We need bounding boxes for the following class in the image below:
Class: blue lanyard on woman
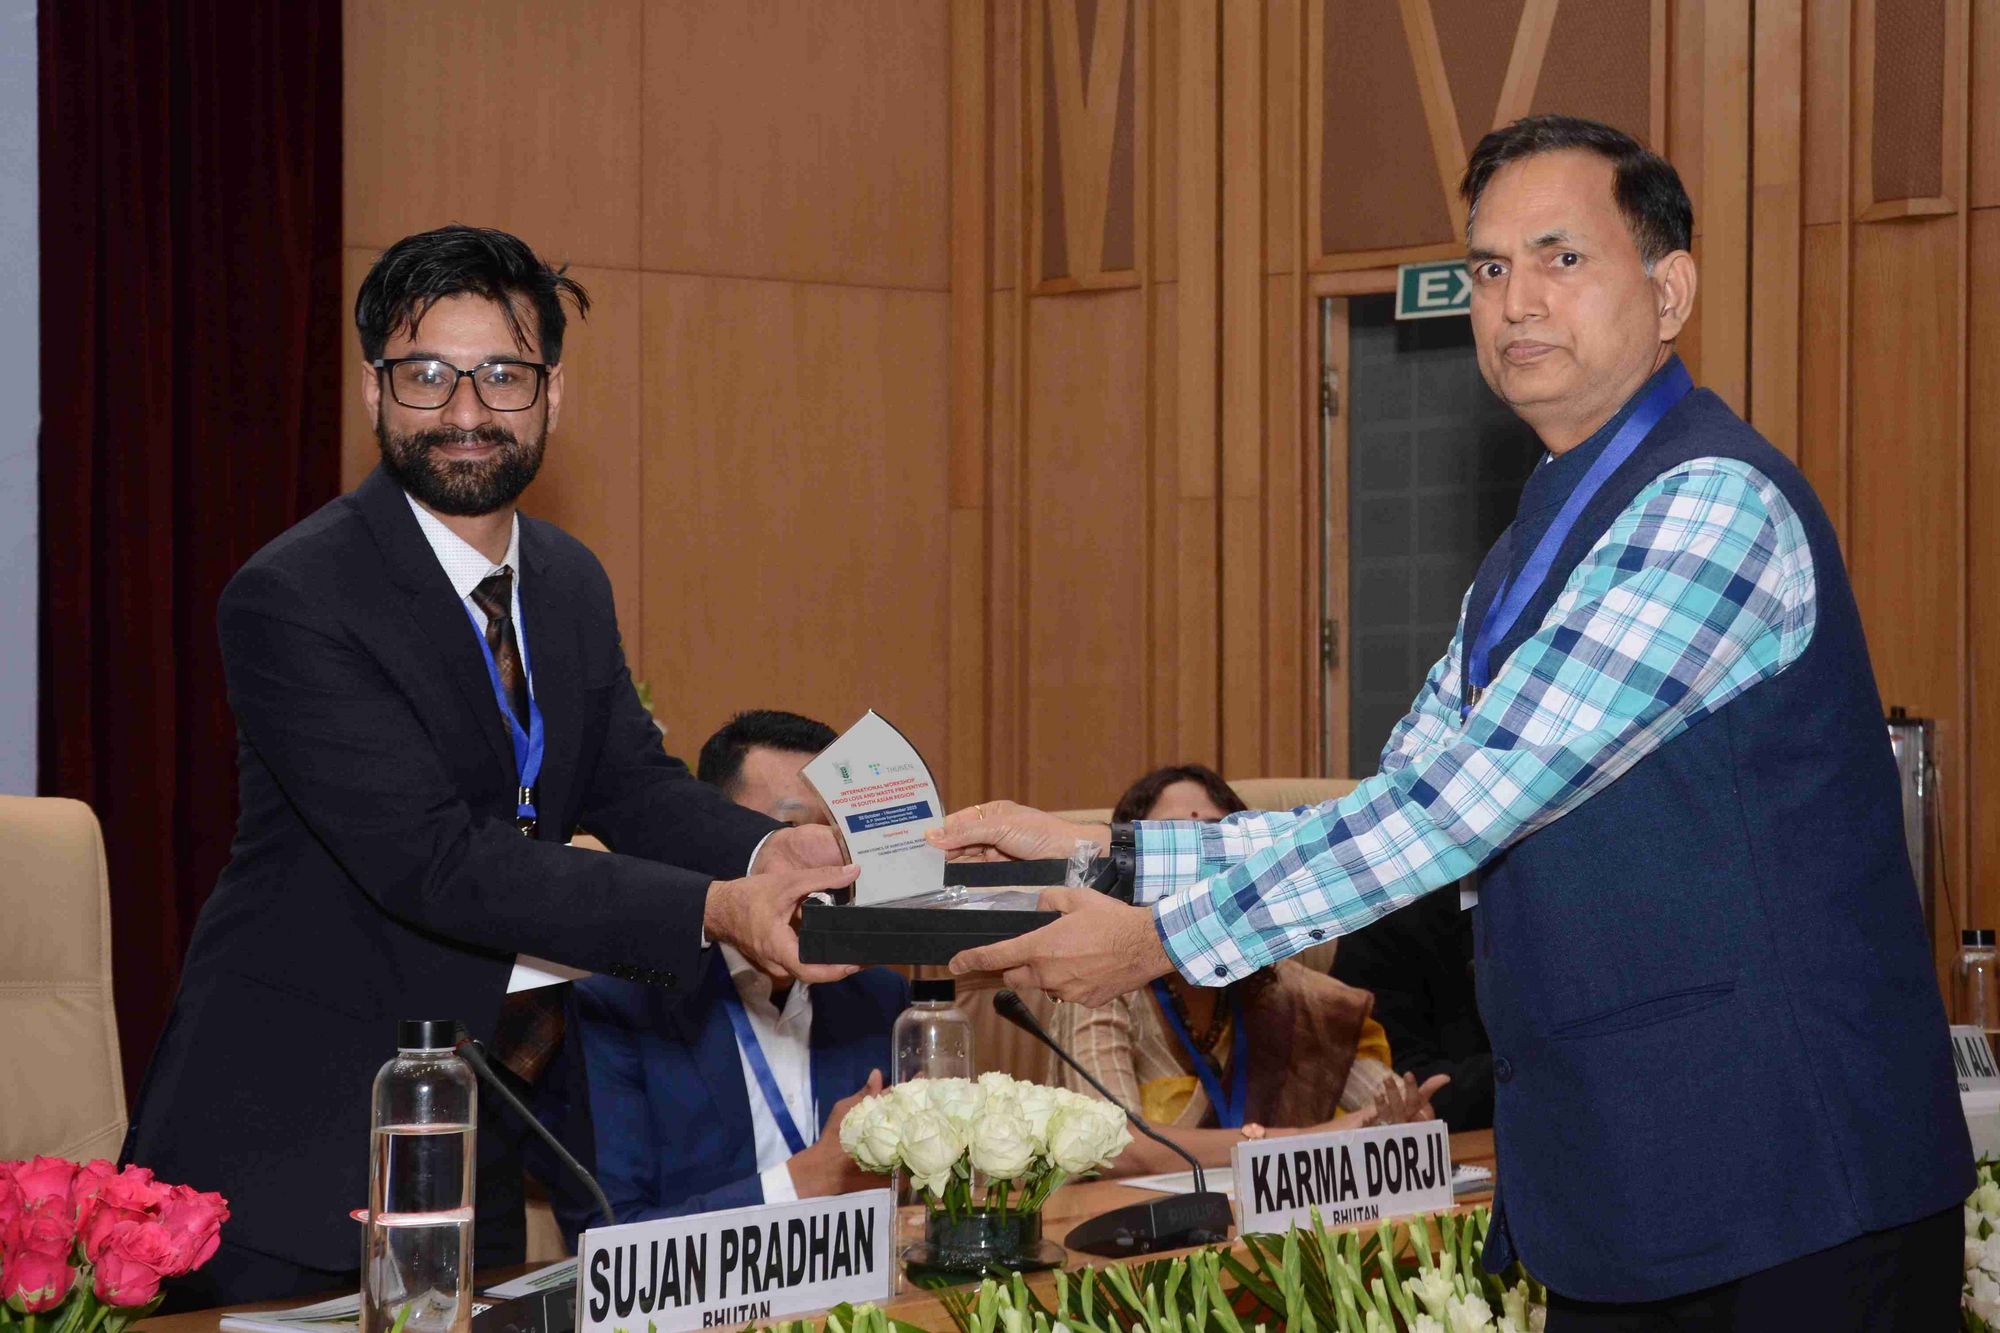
[1152,980,1249,1129]
[1462,359,1695,721]
[462,598,545,827]
[720,989,811,1154]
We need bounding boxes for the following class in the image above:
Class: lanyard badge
[1461,361,1695,724]
[463,600,546,832]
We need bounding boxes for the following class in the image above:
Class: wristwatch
[1084,821,1139,902]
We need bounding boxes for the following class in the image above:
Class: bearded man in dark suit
[125,225,858,1308]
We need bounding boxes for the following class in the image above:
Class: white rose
[840,1095,903,1173]
[968,1105,1038,1180]
[1013,1084,1061,1147]
[927,1078,986,1132]
[977,1071,1020,1096]
[1043,1100,1128,1174]
[897,1108,966,1198]
[1976,1181,2000,1215]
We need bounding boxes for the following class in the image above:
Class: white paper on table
[1123,1162,1492,1199]
[507,955,592,992]
[217,1262,577,1333]
[802,710,948,905]
[483,1258,579,1297]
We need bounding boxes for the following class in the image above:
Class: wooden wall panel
[1020,291,1150,809]
[1796,224,1849,544]
[639,0,950,291]
[344,0,642,267]
[637,274,950,768]
[1974,0,1999,208]
[1802,0,1850,226]
[1220,0,1266,777]
[1845,217,1967,945]
[1751,0,1803,456]
[1970,207,2000,936]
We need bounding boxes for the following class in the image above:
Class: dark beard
[377,421,546,517]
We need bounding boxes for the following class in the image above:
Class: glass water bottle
[362,1019,477,1333]
[1959,930,2000,1038]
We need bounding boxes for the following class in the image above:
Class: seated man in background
[1051,765,1446,1176]
[1330,886,1494,1133]
[698,708,837,824]
[567,707,902,1242]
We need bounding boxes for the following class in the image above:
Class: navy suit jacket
[125,466,780,1279]
[565,954,907,1246]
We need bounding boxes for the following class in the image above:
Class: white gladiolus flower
[1445,1291,1495,1333]
[968,1106,1038,1180]
[1407,1270,1457,1321]
[898,1107,965,1198]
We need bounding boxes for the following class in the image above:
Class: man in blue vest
[936,116,1970,1328]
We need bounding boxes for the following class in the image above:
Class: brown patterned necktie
[469,568,530,729]
[472,566,565,1083]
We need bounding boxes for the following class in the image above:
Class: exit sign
[1395,261,1472,319]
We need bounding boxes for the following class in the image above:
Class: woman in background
[1052,765,1446,1175]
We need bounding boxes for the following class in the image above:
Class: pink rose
[154,1185,230,1275]
[79,1171,168,1262]
[0,1171,24,1248]
[11,1158,79,1218]
[1,1245,77,1314]
[90,1221,178,1309]
[12,1210,76,1258]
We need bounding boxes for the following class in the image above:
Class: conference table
[143,1130,1497,1333]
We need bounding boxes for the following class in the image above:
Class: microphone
[992,989,1233,1257]
[454,1033,618,1232]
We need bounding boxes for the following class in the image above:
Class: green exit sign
[1395,260,1472,319]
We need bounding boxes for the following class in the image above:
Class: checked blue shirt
[1134,456,1818,984]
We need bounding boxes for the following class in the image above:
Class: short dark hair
[697,710,839,795]
[1460,115,1693,268]
[1112,764,1248,825]
[354,224,590,363]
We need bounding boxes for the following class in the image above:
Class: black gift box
[797,900,1060,965]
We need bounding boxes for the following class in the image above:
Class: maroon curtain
[39,2,344,1096]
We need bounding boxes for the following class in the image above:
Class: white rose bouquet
[1966,1160,2000,1328]
[839,1072,1131,1218]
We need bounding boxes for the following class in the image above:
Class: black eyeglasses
[372,357,550,411]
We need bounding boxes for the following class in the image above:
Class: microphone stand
[992,990,1234,1256]
[455,1033,618,1231]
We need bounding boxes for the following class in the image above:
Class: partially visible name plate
[1951,1025,2000,1091]
[577,1190,893,1333]
[1232,1120,1454,1235]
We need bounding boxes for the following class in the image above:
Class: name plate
[1232,1120,1454,1235]
[1951,1025,2000,1091]
[578,1190,893,1333]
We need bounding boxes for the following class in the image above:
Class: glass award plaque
[795,711,1059,964]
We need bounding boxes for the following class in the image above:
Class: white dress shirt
[719,944,817,1204]
[405,494,528,647]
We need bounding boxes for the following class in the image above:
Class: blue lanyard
[1151,980,1249,1129]
[461,595,544,824]
[1462,360,1695,721]
[720,989,811,1155]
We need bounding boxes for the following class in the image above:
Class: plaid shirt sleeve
[1133,457,1818,985]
